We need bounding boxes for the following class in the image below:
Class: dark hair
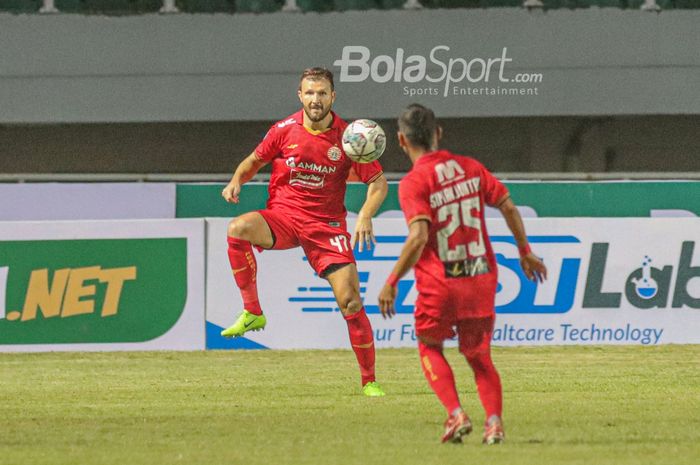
[398,104,437,151]
[299,67,334,91]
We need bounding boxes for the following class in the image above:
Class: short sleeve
[254,125,283,162]
[352,159,383,184]
[479,163,509,207]
[398,175,432,225]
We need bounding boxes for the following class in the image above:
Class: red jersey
[255,110,383,222]
[398,150,509,317]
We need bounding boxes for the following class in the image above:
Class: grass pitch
[1,346,699,465]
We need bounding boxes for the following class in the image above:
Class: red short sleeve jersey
[255,111,383,222]
[398,150,509,317]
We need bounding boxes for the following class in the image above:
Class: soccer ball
[341,119,386,163]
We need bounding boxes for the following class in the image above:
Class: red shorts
[415,301,495,355]
[258,209,354,276]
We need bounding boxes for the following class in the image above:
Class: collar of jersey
[303,125,332,135]
[415,149,449,166]
[295,110,339,135]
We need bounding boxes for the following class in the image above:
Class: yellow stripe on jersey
[303,125,333,135]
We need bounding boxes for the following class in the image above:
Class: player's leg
[457,316,504,444]
[222,210,286,338]
[415,310,473,443]
[301,221,383,396]
[324,263,384,396]
[227,212,272,314]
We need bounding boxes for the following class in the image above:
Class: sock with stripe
[226,236,262,316]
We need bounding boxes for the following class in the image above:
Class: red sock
[464,351,502,418]
[226,236,262,315]
[418,342,461,414]
[344,309,376,386]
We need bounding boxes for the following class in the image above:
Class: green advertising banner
[176,182,700,218]
[0,238,187,344]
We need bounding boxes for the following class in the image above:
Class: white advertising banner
[206,218,700,349]
[0,219,205,352]
[0,183,176,221]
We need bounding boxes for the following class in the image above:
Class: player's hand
[378,283,397,319]
[520,253,547,283]
[221,181,241,204]
[351,215,377,253]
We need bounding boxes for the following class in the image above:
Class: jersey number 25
[437,197,486,262]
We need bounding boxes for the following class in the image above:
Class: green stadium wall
[175,181,700,218]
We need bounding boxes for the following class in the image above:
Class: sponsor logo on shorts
[443,257,490,278]
[327,146,342,162]
[289,169,325,189]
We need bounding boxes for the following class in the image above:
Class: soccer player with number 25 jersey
[220,68,388,397]
[379,104,548,442]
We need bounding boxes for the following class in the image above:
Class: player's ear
[297,88,303,104]
[397,132,408,151]
[436,126,443,142]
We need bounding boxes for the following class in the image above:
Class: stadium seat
[333,0,382,10]
[379,0,409,7]
[419,0,480,7]
[178,0,236,12]
[588,0,625,7]
[479,0,519,6]
[296,0,337,11]
[0,0,40,13]
[80,0,162,14]
[55,0,82,12]
[545,0,627,7]
[234,0,283,12]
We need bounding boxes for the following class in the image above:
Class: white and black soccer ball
[341,119,386,163]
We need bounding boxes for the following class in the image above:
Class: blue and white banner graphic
[205,218,700,349]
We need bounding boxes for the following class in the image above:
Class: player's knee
[418,335,442,348]
[227,218,250,239]
[461,347,491,366]
[459,341,480,358]
[342,297,363,316]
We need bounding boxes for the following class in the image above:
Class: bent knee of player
[418,335,442,348]
[340,296,363,316]
[227,218,252,240]
[459,343,491,363]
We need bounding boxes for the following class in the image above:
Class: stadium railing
[2,0,698,14]
[1,172,700,183]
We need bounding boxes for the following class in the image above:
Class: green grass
[1,346,699,465]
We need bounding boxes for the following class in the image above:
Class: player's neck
[409,146,436,164]
[303,112,333,132]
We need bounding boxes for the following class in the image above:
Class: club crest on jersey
[327,146,342,162]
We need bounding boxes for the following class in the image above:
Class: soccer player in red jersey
[378,104,547,441]
[220,67,388,397]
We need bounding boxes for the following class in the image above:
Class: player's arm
[497,196,548,282]
[221,152,268,204]
[351,173,388,252]
[378,219,429,319]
